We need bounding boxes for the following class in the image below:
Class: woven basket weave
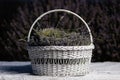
[27,9,94,76]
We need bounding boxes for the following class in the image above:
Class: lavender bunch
[28,28,90,46]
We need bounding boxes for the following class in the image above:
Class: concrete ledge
[0,62,120,80]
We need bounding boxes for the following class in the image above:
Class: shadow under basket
[27,9,94,76]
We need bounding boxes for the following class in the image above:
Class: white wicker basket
[27,9,94,76]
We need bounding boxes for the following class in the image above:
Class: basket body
[28,45,94,76]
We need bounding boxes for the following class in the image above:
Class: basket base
[31,64,90,76]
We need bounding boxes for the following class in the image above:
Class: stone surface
[0,62,120,80]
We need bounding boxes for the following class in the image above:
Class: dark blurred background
[0,0,119,61]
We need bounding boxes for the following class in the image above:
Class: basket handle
[27,9,93,45]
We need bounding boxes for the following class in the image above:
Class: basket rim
[27,44,94,50]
